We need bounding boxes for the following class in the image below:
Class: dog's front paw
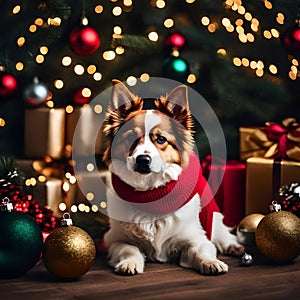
[114,260,144,275]
[199,259,228,275]
[225,244,245,256]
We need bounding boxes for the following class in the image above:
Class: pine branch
[0,156,24,187]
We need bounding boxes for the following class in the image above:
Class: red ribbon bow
[263,118,300,159]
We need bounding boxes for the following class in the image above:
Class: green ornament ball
[0,210,43,278]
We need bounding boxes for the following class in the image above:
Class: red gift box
[201,155,246,227]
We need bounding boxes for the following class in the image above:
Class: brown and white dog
[102,80,244,275]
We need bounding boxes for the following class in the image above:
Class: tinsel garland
[0,157,60,232]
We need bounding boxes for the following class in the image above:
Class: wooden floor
[1,252,299,300]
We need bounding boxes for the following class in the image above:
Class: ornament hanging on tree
[281,23,300,55]
[255,201,300,263]
[278,182,300,217]
[0,197,43,278]
[163,56,190,82]
[164,32,186,51]
[0,67,17,99]
[43,213,96,279]
[24,77,49,106]
[69,15,100,56]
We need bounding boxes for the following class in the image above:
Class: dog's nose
[135,155,152,174]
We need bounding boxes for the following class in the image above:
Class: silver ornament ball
[25,78,49,106]
[241,253,254,266]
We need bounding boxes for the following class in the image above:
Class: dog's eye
[156,135,167,145]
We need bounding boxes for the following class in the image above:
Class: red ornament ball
[73,87,91,105]
[280,24,300,54]
[164,32,186,50]
[0,72,17,98]
[69,25,100,56]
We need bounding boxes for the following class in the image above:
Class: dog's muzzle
[134,154,152,174]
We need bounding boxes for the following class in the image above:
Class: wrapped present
[24,108,66,159]
[66,105,105,157]
[26,178,64,218]
[239,117,300,162]
[245,157,300,215]
[202,155,246,227]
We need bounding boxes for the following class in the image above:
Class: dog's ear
[110,79,137,110]
[165,85,189,112]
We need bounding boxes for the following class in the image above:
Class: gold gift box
[66,105,105,157]
[239,127,272,162]
[245,157,300,215]
[24,108,65,159]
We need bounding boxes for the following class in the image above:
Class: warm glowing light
[250,61,257,69]
[91,205,99,212]
[256,69,264,77]
[217,48,227,56]
[95,5,104,13]
[103,50,116,61]
[69,176,76,184]
[36,55,44,64]
[86,192,94,201]
[271,28,279,38]
[247,33,255,42]
[87,65,96,74]
[164,18,174,28]
[82,87,91,97]
[276,13,285,25]
[0,118,5,127]
[100,201,107,209]
[187,74,196,83]
[226,25,235,32]
[87,163,95,172]
[12,5,21,14]
[222,18,231,27]
[235,19,243,26]
[241,58,249,67]
[186,0,196,3]
[71,205,78,213]
[244,12,252,21]
[265,1,272,9]
[127,76,137,86]
[16,62,24,71]
[93,72,102,81]
[35,18,43,26]
[156,0,166,9]
[113,26,122,34]
[54,79,64,89]
[66,105,74,114]
[140,73,150,82]
[236,26,244,34]
[48,17,61,26]
[78,203,86,212]
[148,31,159,42]
[74,64,85,75]
[238,33,247,43]
[291,65,297,74]
[257,61,264,70]
[62,56,72,66]
[59,202,67,211]
[115,46,125,54]
[289,71,297,80]
[112,6,122,16]
[233,57,242,66]
[94,104,103,114]
[263,30,272,39]
[237,6,246,15]
[17,36,25,47]
[63,182,70,192]
[208,23,217,33]
[38,175,46,182]
[46,100,54,108]
[201,16,210,26]
[29,24,37,33]
[40,46,48,55]
[292,59,299,66]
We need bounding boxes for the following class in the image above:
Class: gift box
[24,108,66,159]
[245,157,300,215]
[202,156,246,227]
[66,105,105,157]
[239,117,300,162]
[26,178,64,217]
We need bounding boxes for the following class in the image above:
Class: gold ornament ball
[237,213,265,246]
[43,226,96,279]
[255,211,300,262]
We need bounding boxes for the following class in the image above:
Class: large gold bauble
[43,226,96,279]
[255,211,300,262]
[237,213,265,246]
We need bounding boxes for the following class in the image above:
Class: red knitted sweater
[111,153,220,239]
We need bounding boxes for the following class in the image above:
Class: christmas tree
[0,0,299,159]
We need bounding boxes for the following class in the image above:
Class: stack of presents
[202,117,300,228]
[18,105,300,233]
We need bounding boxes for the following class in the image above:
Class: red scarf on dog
[111,153,220,239]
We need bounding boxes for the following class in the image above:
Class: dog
[102,79,244,275]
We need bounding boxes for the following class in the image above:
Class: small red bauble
[0,72,17,98]
[280,24,300,54]
[73,87,91,105]
[164,32,186,50]
[69,26,100,56]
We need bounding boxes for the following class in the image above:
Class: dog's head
[102,80,195,190]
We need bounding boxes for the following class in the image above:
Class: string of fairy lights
[2,0,299,215]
